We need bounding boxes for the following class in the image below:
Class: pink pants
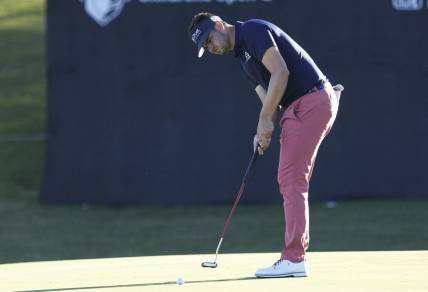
[278,83,338,262]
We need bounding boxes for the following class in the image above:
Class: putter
[201,145,259,268]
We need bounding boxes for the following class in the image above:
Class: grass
[1,198,427,264]
[0,0,46,134]
[0,0,427,266]
[0,0,46,203]
[0,141,45,200]
[3,252,428,291]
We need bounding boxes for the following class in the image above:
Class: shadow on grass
[16,277,265,292]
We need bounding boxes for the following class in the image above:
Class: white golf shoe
[255,259,308,278]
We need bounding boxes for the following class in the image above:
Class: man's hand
[255,118,274,155]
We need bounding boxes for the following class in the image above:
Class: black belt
[306,79,329,95]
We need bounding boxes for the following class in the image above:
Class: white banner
[80,0,273,27]
[392,0,423,10]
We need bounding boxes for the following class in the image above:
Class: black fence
[41,0,428,204]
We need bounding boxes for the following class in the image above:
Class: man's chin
[215,49,228,55]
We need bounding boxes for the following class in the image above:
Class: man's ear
[214,20,225,31]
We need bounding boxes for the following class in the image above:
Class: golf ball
[176,277,184,285]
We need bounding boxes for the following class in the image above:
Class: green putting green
[2,251,427,292]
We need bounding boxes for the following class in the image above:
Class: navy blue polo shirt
[234,20,326,109]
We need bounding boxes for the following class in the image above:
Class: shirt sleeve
[242,22,278,62]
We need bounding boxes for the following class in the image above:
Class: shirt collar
[234,21,244,57]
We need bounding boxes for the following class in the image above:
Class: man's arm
[255,46,289,154]
[259,47,289,121]
[255,85,266,102]
[255,85,281,125]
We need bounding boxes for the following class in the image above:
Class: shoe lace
[273,259,284,267]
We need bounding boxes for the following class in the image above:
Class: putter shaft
[202,148,259,268]
[213,237,223,263]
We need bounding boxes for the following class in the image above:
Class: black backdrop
[41,0,428,204]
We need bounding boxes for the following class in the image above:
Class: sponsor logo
[244,51,252,63]
[192,29,202,44]
[80,0,127,27]
[391,0,423,10]
[80,0,273,27]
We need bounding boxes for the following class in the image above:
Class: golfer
[188,13,342,277]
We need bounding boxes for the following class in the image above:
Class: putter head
[201,261,218,268]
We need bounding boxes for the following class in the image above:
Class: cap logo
[192,28,202,44]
